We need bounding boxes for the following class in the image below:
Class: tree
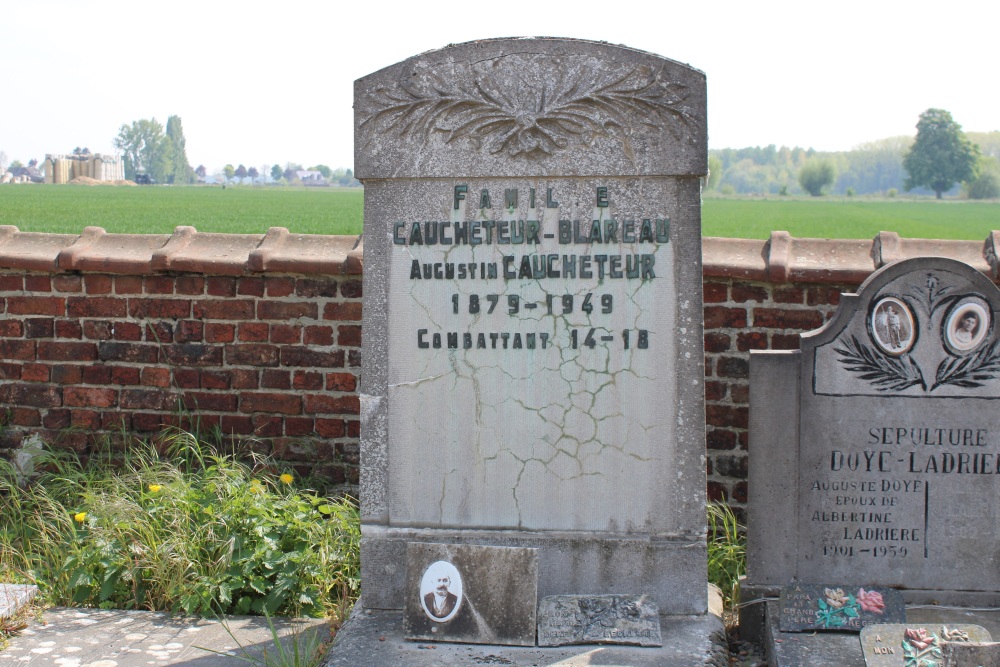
[270,164,283,182]
[195,165,207,181]
[309,164,333,179]
[798,158,836,196]
[114,118,167,181]
[164,116,194,184]
[903,108,979,199]
[223,164,235,182]
[967,158,1000,200]
[0,150,7,173]
[248,166,259,183]
[235,164,248,183]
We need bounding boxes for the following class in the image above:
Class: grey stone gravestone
[941,641,1000,667]
[329,37,726,664]
[744,257,1000,665]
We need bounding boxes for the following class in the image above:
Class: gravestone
[329,37,726,664]
[744,257,1000,665]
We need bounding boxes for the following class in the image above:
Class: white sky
[2,0,996,173]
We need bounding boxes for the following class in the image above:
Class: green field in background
[1,185,997,240]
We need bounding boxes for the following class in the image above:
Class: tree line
[114,116,194,184]
[708,110,999,199]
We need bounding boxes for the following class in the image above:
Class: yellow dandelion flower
[279,473,294,485]
[74,512,87,523]
[250,480,264,494]
[148,484,162,493]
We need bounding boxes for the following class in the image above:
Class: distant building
[294,170,328,186]
[44,152,124,184]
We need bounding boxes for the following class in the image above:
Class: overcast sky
[2,0,996,173]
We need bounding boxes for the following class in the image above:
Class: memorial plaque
[748,258,1000,605]
[403,542,537,646]
[778,584,905,632]
[537,594,662,647]
[861,624,991,667]
[356,38,708,615]
[941,641,1000,667]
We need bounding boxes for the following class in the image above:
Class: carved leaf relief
[360,55,701,159]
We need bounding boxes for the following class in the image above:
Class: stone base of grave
[323,599,730,667]
[0,583,37,619]
[753,600,1000,667]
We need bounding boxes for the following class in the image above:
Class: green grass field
[1,185,997,240]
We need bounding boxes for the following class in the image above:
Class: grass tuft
[707,501,746,616]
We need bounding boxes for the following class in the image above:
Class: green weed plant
[0,430,359,618]
[707,501,746,613]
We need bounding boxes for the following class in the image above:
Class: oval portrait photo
[870,297,916,355]
[944,299,991,353]
[419,560,463,623]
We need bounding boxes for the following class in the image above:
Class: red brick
[55,319,82,338]
[772,334,801,350]
[84,320,114,340]
[281,347,344,367]
[346,420,360,438]
[706,404,749,429]
[102,412,131,430]
[71,410,102,430]
[338,325,362,347]
[85,274,113,294]
[230,369,258,389]
[731,384,749,403]
[731,283,768,303]
[705,355,713,377]
[0,321,23,337]
[305,394,359,415]
[200,370,230,389]
[772,286,804,304]
[114,322,143,341]
[51,365,83,384]
[0,383,61,407]
[194,299,254,320]
[207,277,237,297]
[736,332,768,352]
[707,481,729,503]
[258,301,317,320]
[163,344,223,367]
[174,320,204,343]
[205,323,235,343]
[83,365,112,384]
[270,324,301,344]
[703,282,728,303]
[238,322,269,342]
[732,481,749,503]
[0,363,19,379]
[112,367,142,385]
[183,391,238,412]
[323,302,363,321]
[7,296,64,316]
[241,392,301,415]
[145,276,174,294]
[24,318,53,339]
[753,308,825,330]
[285,417,314,436]
[717,356,749,379]
[252,415,283,437]
[173,369,201,389]
[25,275,51,292]
[115,276,142,294]
[0,274,23,291]
[43,409,71,429]
[704,332,731,353]
[67,296,128,318]
[99,342,159,363]
[315,418,345,438]
[221,415,255,435]
[808,286,843,306]
[340,280,363,298]
[261,369,291,389]
[303,326,334,346]
[292,371,323,391]
[129,299,190,319]
[53,274,82,293]
[9,407,40,426]
[265,277,295,297]
[237,277,265,297]
[703,306,746,329]
[145,322,173,343]
[175,276,205,295]
[120,388,177,410]
[141,367,171,387]
[226,344,279,367]
[133,413,171,432]
[21,364,49,382]
[705,381,726,401]
[38,341,97,361]
[295,279,338,298]
[64,387,118,408]
[326,372,357,391]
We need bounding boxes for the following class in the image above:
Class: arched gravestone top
[354,37,707,179]
[748,257,1000,604]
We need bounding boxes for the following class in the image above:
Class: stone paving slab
[0,607,328,667]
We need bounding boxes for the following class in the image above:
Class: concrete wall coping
[0,226,364,276]
[0,226,994,282]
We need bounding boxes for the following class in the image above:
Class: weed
[707,501,746,615]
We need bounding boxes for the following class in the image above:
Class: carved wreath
[360,55,701,160]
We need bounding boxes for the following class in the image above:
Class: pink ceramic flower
[905,628,935,651]
[857,588,885,614]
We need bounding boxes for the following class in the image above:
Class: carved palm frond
[834,336,926,391]
[931,340,1000,390]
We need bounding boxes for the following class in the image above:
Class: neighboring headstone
[355,37,708,619]
[537,594,661,647]
[778,584,905,632]
[747,258,1000,606]
[860,624,991,667]
[941,641,1000,667]
[403,542,537,646]
[0,583,36,620]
